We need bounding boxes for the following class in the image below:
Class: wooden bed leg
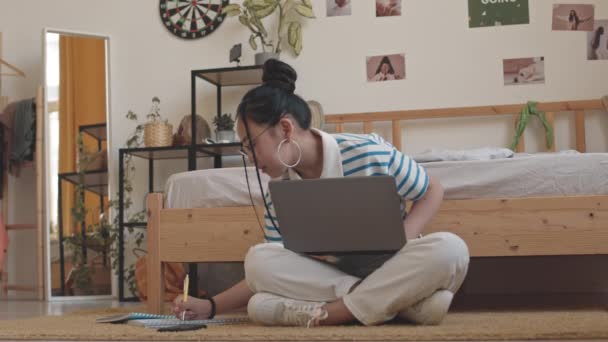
[147,193,165,314]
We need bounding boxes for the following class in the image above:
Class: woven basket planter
[144,122,173,147]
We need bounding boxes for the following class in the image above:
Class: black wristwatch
[207,297,216,319]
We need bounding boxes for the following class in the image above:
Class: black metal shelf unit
[117,65,264,301]
[57,123,107,296]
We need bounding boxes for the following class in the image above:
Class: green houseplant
[65,133,113,296]
[213,113,236,142]
[222,0,315,64]
[68,97,164,298]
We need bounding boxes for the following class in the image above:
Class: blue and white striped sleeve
[262,192,283,243]
[387,147,429,201]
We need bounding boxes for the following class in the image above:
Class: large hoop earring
[277,139,302,168]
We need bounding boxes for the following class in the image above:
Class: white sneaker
[247,292,328,327]
[398,290,453,325]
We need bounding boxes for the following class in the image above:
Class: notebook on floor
[95,312,173,323]
[96,312,249,327]
[127,317,250,328]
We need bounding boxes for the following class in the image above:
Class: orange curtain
[59,36,108,237]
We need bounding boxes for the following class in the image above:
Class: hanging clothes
[9,98,36,175]
[0,212,8,273]
[0,98,36,177]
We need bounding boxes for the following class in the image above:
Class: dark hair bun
[262,59,297,93]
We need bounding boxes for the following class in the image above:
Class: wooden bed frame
[146,99,608,314]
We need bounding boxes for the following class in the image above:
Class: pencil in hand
[181,274,189,321]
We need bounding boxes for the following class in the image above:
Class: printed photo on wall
[468,0,529,28]
[503,57,545,86]
[376,0,401,17]
[327,0,351,17]
[552,4,594,31]
[367,54,405,82]
[588,20,608,60]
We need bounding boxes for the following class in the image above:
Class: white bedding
[423,153,608,199]
[164,153,608,208]
[165,167,270,209]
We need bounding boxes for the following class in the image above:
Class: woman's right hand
[172,295,212,320]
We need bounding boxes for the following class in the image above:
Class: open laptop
[268,175,406,254]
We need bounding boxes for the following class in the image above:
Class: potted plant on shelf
[222,0,315,65]
[143,97,173,147]
[213,113,236,142]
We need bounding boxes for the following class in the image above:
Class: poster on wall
[552,4,594,31]
[366,54,405,82]
[376,0,401,17]
[468,0,529,28]
[503,57,545,86]
[588,20,608,60]
[327,0,352,17]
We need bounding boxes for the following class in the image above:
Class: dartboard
[159,0,229,39]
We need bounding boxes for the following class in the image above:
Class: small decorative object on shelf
[230,43,242,66]
[213,113,235,142]
[174,114,212,145]
[222,0,315,64]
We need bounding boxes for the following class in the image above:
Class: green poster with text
[469,0,530,28]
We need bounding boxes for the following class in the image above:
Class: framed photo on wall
[376,0,401,17]
[503,57,545,86]
[327,0,352,17]
[366,54,405,82]
[588,20,608,60]
[552,4,595,31]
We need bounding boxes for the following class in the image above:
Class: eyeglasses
[239,124,274,156]
[239,113,287,156]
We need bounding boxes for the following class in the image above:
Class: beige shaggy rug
[0,307,607,341]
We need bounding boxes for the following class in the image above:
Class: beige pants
[244,232,470,325]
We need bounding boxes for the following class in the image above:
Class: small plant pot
[216,130,235,143]
[255,52,279,65]
[144,122,173,147]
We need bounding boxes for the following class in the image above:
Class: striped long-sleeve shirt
[262,129,429,243]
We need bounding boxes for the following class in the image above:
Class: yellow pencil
[181,274,189,320]
[183,274,189,303]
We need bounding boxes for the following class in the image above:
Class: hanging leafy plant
[510,101,553,151]
[106,109,149,296]
[65,133,110,294]
[68,107,150,297]
[222,0,315,56]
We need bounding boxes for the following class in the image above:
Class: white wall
[1,0,607,299]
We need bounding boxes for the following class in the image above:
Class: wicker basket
[144,122,173,147]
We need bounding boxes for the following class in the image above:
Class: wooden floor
[0,298,137,320]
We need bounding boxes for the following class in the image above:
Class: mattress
[423,152,608,199]
[165,166,270,209]
[164,153,608,208]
